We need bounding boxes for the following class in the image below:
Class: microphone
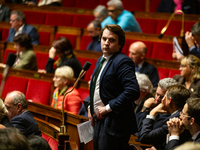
[158,10,185,39]
[0,53,17,98]
[60,61,91,134]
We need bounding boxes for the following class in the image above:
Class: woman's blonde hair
[181,54,200,82]
[0,99,8,121]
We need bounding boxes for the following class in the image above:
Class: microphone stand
[158,10,185,39]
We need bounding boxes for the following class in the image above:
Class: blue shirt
[101,10,142,32]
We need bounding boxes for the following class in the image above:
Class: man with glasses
[138,85,191,150]
[6,10,39,45]
[101,0,142,32]
[166,98,200,150]
[4,91,41,137]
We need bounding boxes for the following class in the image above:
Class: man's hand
[167,117,185,136]
[185,31,195,48]
[143,97,157,111]
[149,96,167,116]
[97,106,108,119]
[49,47,56,59]
[88,108,94,126]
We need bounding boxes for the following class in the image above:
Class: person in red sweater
[51,66,82,114]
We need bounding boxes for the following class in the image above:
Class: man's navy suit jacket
[10,110,41,137]
[6,24,39,45]
[90,52,140,137]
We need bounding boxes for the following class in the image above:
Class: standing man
[4,91,41,137]
[88,24,140,150]
[6,10,39,45]
[129,41,159,88]
[86,20,102,52]
[166,98,200,150]
[101,0,142,32]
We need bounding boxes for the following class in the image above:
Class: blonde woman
[0,99,12,127]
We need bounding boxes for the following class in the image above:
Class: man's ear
[16,103,23,112]
[190,117,195,126]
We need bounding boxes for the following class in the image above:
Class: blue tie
[90,57,106,116]
[135,65,139,72]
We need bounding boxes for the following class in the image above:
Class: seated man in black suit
[166,98,200,150]
[138,85,191,150]
[0,0,10,22]
[4,91,41,137]
[129,41,159,88]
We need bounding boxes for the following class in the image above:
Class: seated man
[6,10,39,45]
[136,78,178,132]
[4,91,41,137]
[138,85,191,150]
[129,41,159,87]
[133,72,153,113]
[86,20,102,52]
[101,0,142,32]
[0,0,10,22]
[51,66,82,115]
[166,98,200,150]
[93,5,108,23]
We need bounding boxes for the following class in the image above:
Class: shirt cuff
[189,46,195,51]
[106,104,112,112]
[169,135,179,141]
[146,115,155,120]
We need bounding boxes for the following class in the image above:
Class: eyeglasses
[180,111,191,118]
[180,64,187,68]
[10,19,17,23]
[108,9,116,13]
[155,92,165,99]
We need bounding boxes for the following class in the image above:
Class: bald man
[129,41,159,87]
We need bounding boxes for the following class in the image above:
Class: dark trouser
[93,118,130,150]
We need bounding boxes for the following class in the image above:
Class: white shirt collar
[15,24,25,36]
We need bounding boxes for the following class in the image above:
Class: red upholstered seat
[75,0,100,9]
[149,0,161,12]
[54,33,77,49]
[77,57,97,81]
[169,69,180,78]
[1,76,28,98]
[3,49,16,64]
[23,11,46,25]
[157,68,169,80]
[151,43,173,60]
[136,18,158,34]
[45,13,74,26]
[123,0,146,11]
[26,79,52,105]
[80,35,92,50]
[62,0,76,7]
[38,31,51,46]
[42,133,58,150]
[185,21,196,32]
[72,14,94,28]
[35,52,49,70]
[77,88,89,101]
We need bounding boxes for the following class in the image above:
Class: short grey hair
[0,99,8,121]
[158,78,178,90]
[136,72,153,93]
[93,5,108,18]
[11,10,26,23]
[107,0,123,10]
[12,92,27,109]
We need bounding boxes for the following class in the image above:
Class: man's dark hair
[99,24,125,51]
[167,84,190,109]
[191,22,200,36]
[187,98,200,125]
[89,20,101,30]
[13,33,33,50]
[28,135,51,150]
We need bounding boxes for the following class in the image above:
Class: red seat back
[35,52,49,70]
[72,14,94,28]
[169,69,180,78]
[38,31,51,46]
[157,68,169,80]
[75,0,100,9]
[42,133,58,150]
[123,0,146,11]
[3,49,16,64]
[80,35,92,50]
[77,88,89,101]
[136,18,158,34]
[24,11,46,25]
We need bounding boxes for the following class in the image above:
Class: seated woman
[0,33,38,71]
[173,54,200,98]
[39,37,82,78]
[51,66,82,114]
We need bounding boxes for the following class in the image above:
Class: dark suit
[0,4,10,22]
[87,36,102,52]
[190,46,200,59]
[6,24,39,45]
[90,52,140,150]
[138,61,159,88]
[173,75,200,98]
[167,133,200,150]
[0,116,12,127]
[157,0,199,14]
[10,110,41,137]
[138,110,191,150]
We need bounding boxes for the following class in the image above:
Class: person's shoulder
[143,61,157,69]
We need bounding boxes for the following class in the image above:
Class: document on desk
[77,121,94,144]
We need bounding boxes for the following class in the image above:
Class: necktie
[90,57,106,116]
[135,65,138,72]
